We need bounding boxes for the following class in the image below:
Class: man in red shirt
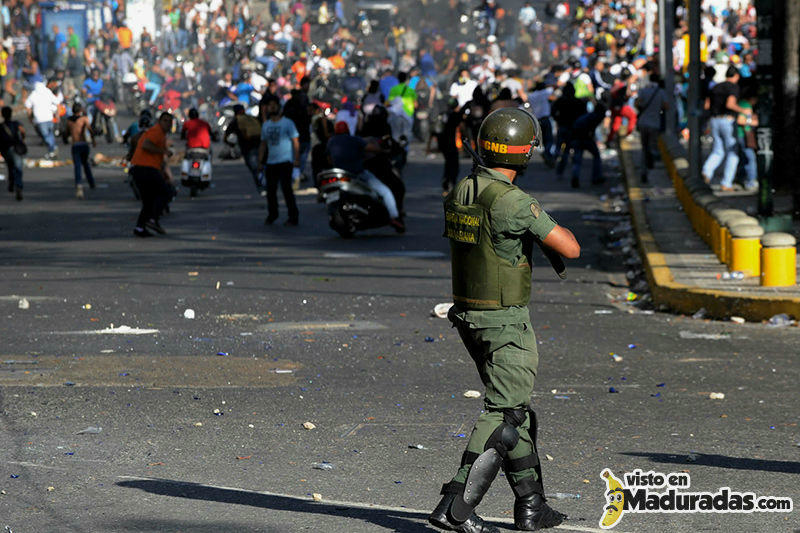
[181,108,212,150]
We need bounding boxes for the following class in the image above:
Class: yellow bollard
[711,208,740,261]
[724,215,759,267]
[717,212,747,264]
[729,223,764,276]
[761,233,797,287]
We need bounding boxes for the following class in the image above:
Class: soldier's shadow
[116,478,460,532]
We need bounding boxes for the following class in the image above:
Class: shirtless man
[67,102,96,198]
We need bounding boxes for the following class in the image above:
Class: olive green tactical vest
[444,178,532,310]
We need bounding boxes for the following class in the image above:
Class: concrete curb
[618,138,800,321]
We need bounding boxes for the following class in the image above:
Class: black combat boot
[429,484,502,533]
[514,492,567,531]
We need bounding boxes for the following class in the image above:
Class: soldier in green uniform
[429,108,581,533]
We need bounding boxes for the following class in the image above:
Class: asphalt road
[0,138,798,533]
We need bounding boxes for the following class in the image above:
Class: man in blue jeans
[66,103,96,199]
[226,104,265,194]
[259,99,300,226]
[702,67,750,191]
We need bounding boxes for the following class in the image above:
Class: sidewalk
[618,136,800,322]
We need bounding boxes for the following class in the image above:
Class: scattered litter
[63,325,159,335]
[424,336,435,342]
[545,454,554,461]
[147,462,166,466]
[215,281,221,290]
[312,462,334,470]
[582,479,591,484]
[83,304,92,310]
[766,313,795,327]
[29,411,37,417]
[463,390,481,398]
[625,292,638,302]
[454,433,467,438]
[194,422,203,427]
[686,453,698,463]
[216,352,229,357]
[611,353,623,363]
[17,298,29,310]
[188,272,199,276]
[651,393,661,398]
[593,309,613,314]
[76,426,102,435]
[656,383,665,387]
[717,271,745,281]
[549,492,581,499]
[236,455,252,460]
[46,486,55,492]
[709,392,725,400]
[730,316,745,324]
[408,444,426,450]
[432,303,454,318]
[303,422,316,430]
[627,344,636,349]
[9,475,19,478]
[553,395,570,400]
[183,309,195,319]
[691,308,707,320]
[679,331,730,340]
[213,409,223,416]
[64,382,75,386]
[608,387,619,393]
[274,369,293,374]
[312,493,323,502]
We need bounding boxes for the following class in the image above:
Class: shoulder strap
[476,180,515,209]
[640,87,659,112]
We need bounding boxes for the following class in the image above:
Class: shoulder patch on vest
[530,202,541,218]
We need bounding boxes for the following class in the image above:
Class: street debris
[766,313,795,327]
[611,353,623,363]
[312,493,323,502]
[213,409,223,416]
[432,303,453,318]
[545,454,554,461]
[424,336,435,342]
[691,308,708,320]
[82,304,92,310]
[194,422,203,427]
[594,309,613,314]
[236,455,252,460]
[553,395,570,400]
[608,387,619,393]
[274,369,293,374]
[312,462,334,470]
[303,422,316,430]
[408,444,426,450]
[46,486,55,492]
[463,390,481,398]
[17,298,29,310]
[709,392,726,400]
[184,309,195,319]
[679,331,730,340]
[730,316,746,324]
[76,426,102,434]
[549,492,581,499]
[686,453,698,462]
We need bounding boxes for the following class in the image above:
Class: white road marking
[0,295,63,302]
[324,251,445,258]
[258,321,386,332]
[117,475,620,533]
[51,325,159,335]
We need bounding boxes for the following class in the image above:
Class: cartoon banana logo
[599,468,626,529]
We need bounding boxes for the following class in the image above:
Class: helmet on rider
[476,108,541,171]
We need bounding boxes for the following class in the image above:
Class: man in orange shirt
[130,112,173,237]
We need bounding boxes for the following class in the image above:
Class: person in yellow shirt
[117,24,133,50]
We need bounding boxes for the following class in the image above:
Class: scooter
[317,168,393,238]
[92,94,121,143]
[180,148,212,197]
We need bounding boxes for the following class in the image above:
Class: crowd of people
[0,0,761,225]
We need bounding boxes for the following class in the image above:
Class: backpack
[237,115,261,142]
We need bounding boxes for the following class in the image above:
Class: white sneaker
[75,185,85,199]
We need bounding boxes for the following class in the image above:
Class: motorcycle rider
[326,121,405,233]
[81,68,104,132]
[181,107,213,153]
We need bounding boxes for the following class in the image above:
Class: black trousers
[131,166,165,228]
[265,161,298,223]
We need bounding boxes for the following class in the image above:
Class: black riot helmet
[476,108,541,170]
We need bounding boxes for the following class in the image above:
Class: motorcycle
[180,147,212,197]
[121,72,144,114]
[317,168,391,238]
[92,94,121,143]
